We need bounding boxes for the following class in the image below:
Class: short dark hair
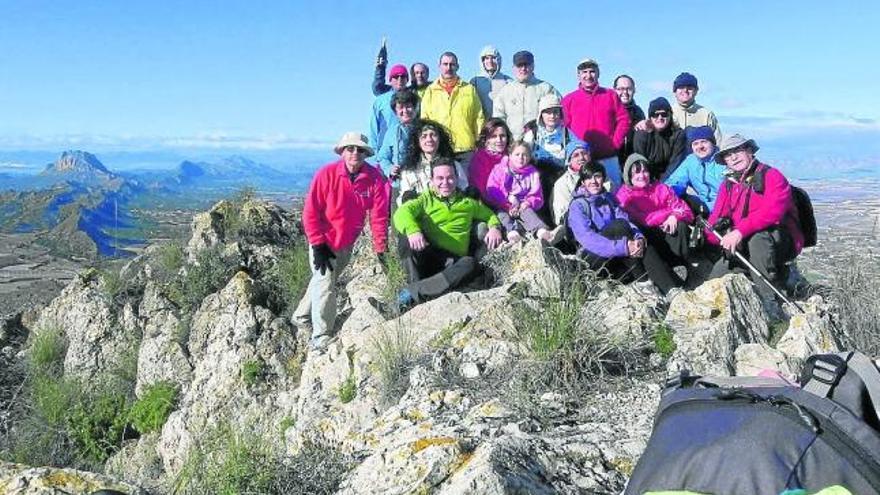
[391,89,419,109]
[477,118,512,151]
[578,162,606,183]
[439,51,458,65]
[613,74,635,89]
[430,157,458,177]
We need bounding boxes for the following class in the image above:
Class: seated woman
[485,141,563,244]
[567,162,681,298]
[398,119,467,205]
[633,97,687,181]
[468,118,512,200]
[616,153,699,288]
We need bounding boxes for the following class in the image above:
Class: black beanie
[648,97,672,115]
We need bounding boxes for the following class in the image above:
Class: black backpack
[625,351,880,495]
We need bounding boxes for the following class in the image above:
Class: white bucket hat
[334,132,374,157]
[715,134,759,164]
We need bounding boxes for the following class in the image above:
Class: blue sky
[0,0,878,157]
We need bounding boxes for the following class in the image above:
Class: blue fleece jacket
[663,150,725,211]
[369,90,399,151]
[377,120,410,176]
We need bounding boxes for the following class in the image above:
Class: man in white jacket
[469,45,511,119]
[493,50,561,140]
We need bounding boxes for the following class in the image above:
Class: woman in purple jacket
[567,162,680,298]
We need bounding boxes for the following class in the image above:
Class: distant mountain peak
[42,150,113,178]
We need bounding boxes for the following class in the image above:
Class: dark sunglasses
[651,111,669,118]
[390,74,408,80]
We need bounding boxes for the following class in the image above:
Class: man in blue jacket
[664,126,725,216]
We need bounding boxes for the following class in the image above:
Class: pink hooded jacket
[485,158,543,211]
[615,182,694,228]
[561,85,630,159]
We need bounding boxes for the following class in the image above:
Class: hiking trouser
[404,246,477,303]
[497,207,549,236]
[642,221,690,267]
[534,160,566,227]
[581,219,680,294]
[293,245,353,339]
[708,227,795,301]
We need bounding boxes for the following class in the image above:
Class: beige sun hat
[537,93,562,114]
[714,134,759,164]
[334,132,374,157]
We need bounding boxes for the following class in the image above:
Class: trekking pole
[698,218,806,314]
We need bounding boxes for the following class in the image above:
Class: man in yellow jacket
[420,52,485,165]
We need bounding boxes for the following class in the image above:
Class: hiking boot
[308,335,331,353]
[397,288,415,312]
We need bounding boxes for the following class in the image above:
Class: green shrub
[337,373,357,404]
[265,244,311,315]
[242,359,265,386]
[507,275,647,400]
[129,382,178,434]
[653,323,676,358]
[380,246,408,313]
[28,327,66,376]
[153,241,186,284]
[173,425,354,495]
[66,386,130,465]
[172,424,275,495]
[371,325,420,407]
[166,246,237,312]
[219,186,259,241]
[831,255,880,356]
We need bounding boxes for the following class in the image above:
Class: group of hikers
[295,44,809,351]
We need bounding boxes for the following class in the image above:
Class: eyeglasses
[651,111,669,118]
[390,74,408,80]
[344,145,366,153]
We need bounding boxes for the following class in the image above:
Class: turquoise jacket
[663,150,725,211]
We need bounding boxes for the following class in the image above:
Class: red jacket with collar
[706,161,804,254]
[302,159,390,253]
[561,85,630,159]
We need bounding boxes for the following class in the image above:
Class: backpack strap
[803,351,880,420]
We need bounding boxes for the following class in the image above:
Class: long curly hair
[401,119,455,171]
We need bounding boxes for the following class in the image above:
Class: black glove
[312,244,336,276]
[464,185,481,200]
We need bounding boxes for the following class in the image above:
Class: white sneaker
[507,231,522,244]
[308,335,331,352]
[538,226,566,246]
[665,287,684,303]
[632,280,660,298]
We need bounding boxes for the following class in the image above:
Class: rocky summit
[0,199,855,494]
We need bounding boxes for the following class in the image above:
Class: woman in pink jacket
[468,118,512,200]
[486,141,563,244]
[616,153,694,292]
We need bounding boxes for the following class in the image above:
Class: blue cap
[673,72,699,91]
[565,139,590,162]
[686,125,716,146]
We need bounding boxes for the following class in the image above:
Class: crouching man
[393,157,504,308]
[706,134,804,302]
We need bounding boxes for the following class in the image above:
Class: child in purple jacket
[485,141,563,244]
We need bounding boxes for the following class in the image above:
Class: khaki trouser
[293,246,353,339]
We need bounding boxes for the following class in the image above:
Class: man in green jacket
[393,157,504,308]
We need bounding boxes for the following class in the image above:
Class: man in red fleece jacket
[294,132,390,351]
[562,58,630,192]
[706,134,804,304]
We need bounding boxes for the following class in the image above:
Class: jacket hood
[477,45,503,78]
[622,153,649,186]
